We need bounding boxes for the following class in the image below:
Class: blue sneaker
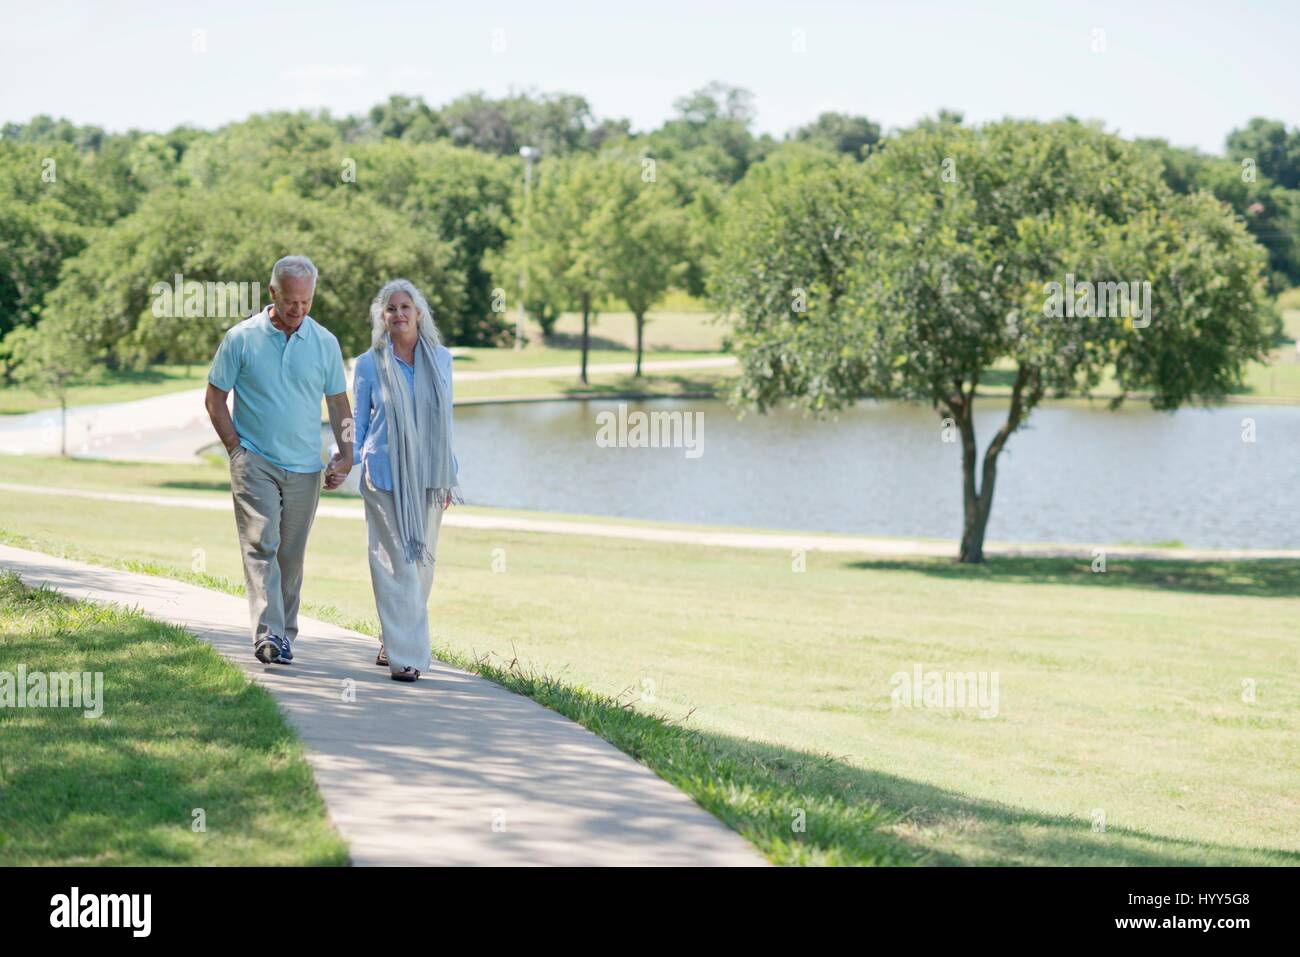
[279,637,294,664]
[254,635,284,664]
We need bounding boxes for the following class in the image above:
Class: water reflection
[327,398,1300,549]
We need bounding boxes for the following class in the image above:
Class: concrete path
[0,543,766,866]
[0,388,215,462]
[0,356,735,461]
[4,481,1299,562]
[453,356,736,381]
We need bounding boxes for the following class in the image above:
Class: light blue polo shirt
[208,308,347,472]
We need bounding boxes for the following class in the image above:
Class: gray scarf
[373,331,462,564]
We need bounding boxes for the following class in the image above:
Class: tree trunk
[958,472,995,563]
[634,311,644,378]
[60,397,68,458]
[580,293,591,385]
[954,366,1033,564]
[954,402,983,563]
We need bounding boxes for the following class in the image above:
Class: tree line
[0,87,1290,560]
[4,85,1294,358]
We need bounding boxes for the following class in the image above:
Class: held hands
[324,452,352,490]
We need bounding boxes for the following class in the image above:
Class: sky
[1,0,1296,155]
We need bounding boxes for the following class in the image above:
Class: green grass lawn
[7,305,1296,414]
[0,341,733,414]
[0,303,726,416]
[977,307,1300,403]
[455,367,736,402]
[1238,358,1300,400]
[1,456,1297,865]
[515,308,727,353]
[0,571,348,865]
[440,309,734,401]
[0,364,211,416]
[452,344,722,372]
[978,353,1300,404]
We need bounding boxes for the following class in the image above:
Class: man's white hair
[269,255,318,292]
[369,279,442,351]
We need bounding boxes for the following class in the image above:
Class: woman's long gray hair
[369,279,442,351]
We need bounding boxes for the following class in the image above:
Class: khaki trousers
[228,446,322,646]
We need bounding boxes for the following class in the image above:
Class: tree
[1226,117,1300,191]
[179,116,509,344]
[708,143,873,400]
[437,89,616,157]
[180,110,346,198]
[1138,137,1300,290]
[0,319,103,455]
[491,155,610,381]
[0,141,125,338]
[592,157,691,376]
[41,185,464,365]
[793,111,881,158]
[712,121,1273,563]
[351,141,515,344]
[366,94,445,142]
[643,83,770,185]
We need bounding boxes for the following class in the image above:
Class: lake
[333,398,1300,550]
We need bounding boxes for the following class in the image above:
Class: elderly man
[205,255,354,665]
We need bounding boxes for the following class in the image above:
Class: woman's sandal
[391,666,420,682]
[375,642,388,667]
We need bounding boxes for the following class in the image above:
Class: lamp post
[516,145,540,350]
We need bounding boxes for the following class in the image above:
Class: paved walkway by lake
[453,355,736,380]
[0,356,737,461]
[0,543,766,866]
[3,481,1298,562]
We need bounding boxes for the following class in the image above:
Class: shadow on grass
[844,555,1300,599]
[530,332,630,352]
[0,575,347,866]
[4,548,1293,867]
[440,645,1300,866]
[160,481,232,493]
[110,366,200,384]
[557,373,726,398]
[978,368,1021,391]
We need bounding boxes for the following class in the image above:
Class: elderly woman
[352,279,462,682]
